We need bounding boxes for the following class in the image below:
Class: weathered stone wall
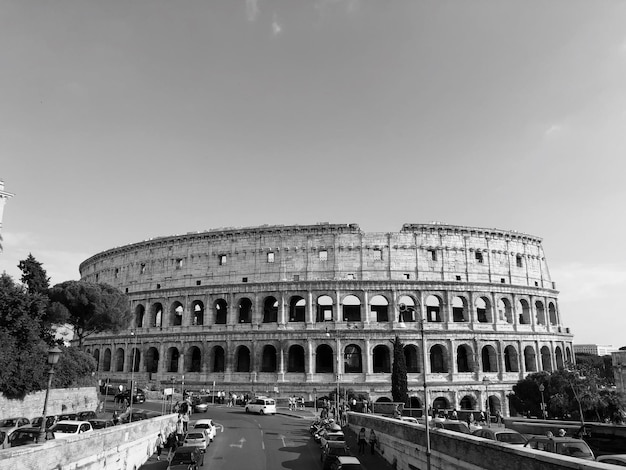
[0,414,177,470]
[0,387,98,421]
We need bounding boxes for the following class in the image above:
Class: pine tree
[18,253,50,295]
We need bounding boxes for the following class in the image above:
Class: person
[112,410,119,426]
[369,429,377,455]
[451,409,458,420]
[155,433,163,461]
[495,410,502,424]
[181,411,190,432]
[393,405,401,420]
[166,431,178,459]
[467,413,475,429]
[358,427,367,454]
[558,429,566,437]
[478,411,486,425]
[545,431,554,438]
[175,417,184,443]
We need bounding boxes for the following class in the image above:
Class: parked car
[89,419,116,429]
[399,417,419,424]
[321,441,351,470]
[596,454,626,466]
[440,421,471,434]
[30,416,58,430]
[167,445,204,469]
[57,413,78,421]
[77,411,98,421]
[193,419,216,441]
[576,423,626,457]
[320,430,346,448]
[119,410,150,423]
[245,398,276,415]
[183,431,209,452]
[329,455,363,470]
[50,420,93,439]
[9,427,55,447]
[0,417,30,434]
[524,436,595,460]
[194,402,209,413]
[115,388,145,404]
[472,428,527,445]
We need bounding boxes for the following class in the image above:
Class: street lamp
[128,330,138,422]
[39,346,62,443]
[482,376,491,427]
[539,383,546,420]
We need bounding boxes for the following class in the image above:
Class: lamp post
[39,346,62,443]
[482,376,491,427]
[128,330,138,422]
[313,388,318,414]
[419,318,431,470]
[539,383,546,420]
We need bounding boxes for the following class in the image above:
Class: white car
[194,419,216,441]
[245,398,276,415]
[50,420,93,439]
[183,430,208,451]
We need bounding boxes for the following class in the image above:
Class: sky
[1,0,625,348]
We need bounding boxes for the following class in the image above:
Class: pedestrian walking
[155,433,163,461]
[369,429,377,455]
[358,427,367,454]
[175,417,184,443]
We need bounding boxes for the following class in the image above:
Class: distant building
[0,180,15,254]
[612,351,626,393]
[573,344,618,356]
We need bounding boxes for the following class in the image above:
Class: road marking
[279,434,287,447]
[229,437,246,448]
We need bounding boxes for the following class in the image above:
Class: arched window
[370,295,389,322]
[167,347,179,373]
[342,295,361,322]
[524,346,537,372]
[103,348,112,371]
[289,296,306,322]
[404,345,420,373]
[316,344,334,373]
[373,345,391,373]
[425,295,442,322]
[482,345,498,372]
[432,396,450,411]
[344,344,362,373]
[145,347,159,373]
[398,295,416,323]
[430,344,447,373]
[541,346,552,372]
[288,345,306,372]
[504,345,519,372]
[518,299,531,324]
[129,348,140,373]
[456,345,473,373]
[192,301,204,326]
[548,302,558,325]
[263,296,278,323]
[535,301,546,326]
[238,298,252,323]
[215,299,228,324]
[261,345,277,372]
[498,298,513,324]
[93,349,100,371]
[185,346,202,372]
[171,301,184,326]
[452,296,468,322]
[476,297,491,323]
[115,348,125,372]
[565,347,573,365]
[317,295,334,322]
[135,304,145,328]
[460,395,476,410]
[236,346,251,372]
[212,346,225,372]
[151,303,163,328]
[555,346,564,369]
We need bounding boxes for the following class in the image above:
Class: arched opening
[498,298,513,324]
[524,346,537,372]
[263,296,278,323]
[555,346,564,369]
[215,299,228,324]
[236,346,251,372]
[430,344,448,373]
[288,345,306,372]
[541,346,552,372]
[504,345,519,372]
[192,301,204,326]
[548,302,558,325]
[103,348,112,371]
[372,345,391,373]
[317,295,334,322]
[370,295,389,322]
[212,346,225,372]
[238,298,252,323]
[261,345,277,372]
[518,299,531,324]
[167,347,179,373]
[150,303,163,328]
[171,301,184,326]
[93,349,100,370]
[425,295,442,322]
[342,295,361,322]
[476,297,491,323]
[316,344,334,373]
[398,295,416,323]
[487,395,501,415]
[145,347,159,373]
[115,348,125,372]
[289,296,306,322]
[409,396,422,409]
[135,304,145,328]
[404,345,420,373]
[565,347,573,365]
[433,396,450,412]
[452,296,468,322]
[481,345,498,373]
[344,344,362,373]
[456,344,473,373]
[535,301,546,326]
[129,348,140,373]
[460,395,476,410]
[185,346,202,373]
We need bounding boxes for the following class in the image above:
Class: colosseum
[80,222,574,416]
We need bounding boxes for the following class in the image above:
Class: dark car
[167,445,204,469]
[524,436,595,460]
[115,388,146,404]
[119,411,150,424]
[77,411,98,421]
[89,419,116,429]
[321,441,351,470]
[57,413,78,421]
[30,416,58,430]
[9,427,55,447]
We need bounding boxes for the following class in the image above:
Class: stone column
[307,339,315,378]
[308,291,315,324]
[279,293,286,326]
[364,339,371,376]
[363,290,370,325]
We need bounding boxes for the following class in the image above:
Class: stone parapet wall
[0,387,98,421]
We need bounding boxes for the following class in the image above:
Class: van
[245,398,276,415]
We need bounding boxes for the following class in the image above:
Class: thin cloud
[545,124,562,136]
[246,0,259,22]
[272,14,282,36]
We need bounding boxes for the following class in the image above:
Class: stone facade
[79,223,574,416]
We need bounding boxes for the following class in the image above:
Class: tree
[18,253,50,295]
[48,281,132,348]
[391,335,409,405]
